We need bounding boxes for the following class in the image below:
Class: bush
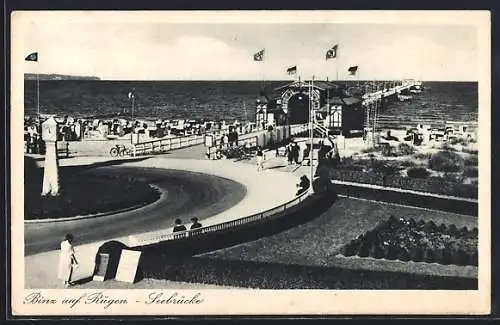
[407,167,430,179]
[397,143,415,156]
[441,143,458,152]
[463,166,478,178]
[414,152,432,160]
[462,148,478,155]
[361,146,380,154]
[464,155,478,166]
[400,160,418,168]
[371,160,399,175]
[428,150,465,172]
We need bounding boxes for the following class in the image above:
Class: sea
[24,80,478,129]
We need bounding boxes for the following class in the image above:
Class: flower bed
[25,169,161,219]
[340,216,478,266]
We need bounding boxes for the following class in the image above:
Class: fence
[128,186,311,247]
[133,134,205,156]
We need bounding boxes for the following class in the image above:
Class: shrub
[428,150,465,172]
[361,146,380,154]
[414,152,432,160]
[400,160,417,168]
[462,148,478,155]
[442,172,464,183]
[463,166,478,178]
[441,143,458,152]
[407,167,430,179]
[371,160,399,175]
[397,143,415,156]
[464,155,478,166]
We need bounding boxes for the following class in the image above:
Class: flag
[348,66,359,75]
[287,66,297,75]
[325,45,338,60]
[253,49,265,61]
[128,89,135,100]
[25,52,38,62]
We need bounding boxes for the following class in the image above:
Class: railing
[290,123,309,135]
[362,81,418,106]
[128,186,311,247]
[133,134,205,156]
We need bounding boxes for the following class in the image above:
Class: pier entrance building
[256,80,364,136]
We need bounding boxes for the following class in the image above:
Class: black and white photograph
[11,10,490,315]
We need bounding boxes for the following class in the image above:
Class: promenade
[23,144,301,288]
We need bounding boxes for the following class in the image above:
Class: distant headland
[24,73,100,81]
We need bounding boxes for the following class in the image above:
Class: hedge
[330,169,477,199]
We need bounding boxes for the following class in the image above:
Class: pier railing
[133,124,309,157]
[133,134,205,156]
[128,186,311,247]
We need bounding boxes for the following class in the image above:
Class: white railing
[290,123,309,135]
[133,134,205,156]
[128,187,311,247]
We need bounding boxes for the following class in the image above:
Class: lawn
[189,197,477,289]
[24,158,160,219]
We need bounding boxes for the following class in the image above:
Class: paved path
[24,168,247,255]
[23,152,299,289]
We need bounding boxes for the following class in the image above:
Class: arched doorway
[287,93,310,124]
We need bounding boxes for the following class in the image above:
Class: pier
[361,79,422,106]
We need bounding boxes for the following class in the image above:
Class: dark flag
[286,66,297,75]
[25,52,38,62]
[253,49,265,61]
[348,66,359,75]
[128,88,136,100]
[325,45,338,60]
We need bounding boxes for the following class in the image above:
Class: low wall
[137,193,335,267]
[331,180,477,216]
[128,186,312,247]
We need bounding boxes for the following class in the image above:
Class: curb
[25,184,165,224]
[331,254,478,279]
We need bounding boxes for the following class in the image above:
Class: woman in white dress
[58,234,78,287]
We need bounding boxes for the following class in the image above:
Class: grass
[334,149,478,198]
[25,164,160,219]
[181,197,478,289]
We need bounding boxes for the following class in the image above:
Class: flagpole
[335,59,339,81]
[36,69,40,129]
[132,96,135,121]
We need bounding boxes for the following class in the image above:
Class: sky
[15,11,485,81]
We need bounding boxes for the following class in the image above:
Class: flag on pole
[325,45,338,60]
[253,49,265,61]
[348,66,359,75]
[286,66,297,75]
[25,52,38,62]
[128,89,135,100]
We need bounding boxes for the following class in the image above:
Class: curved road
[24,166,247,256]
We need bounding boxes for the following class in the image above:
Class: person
[173,219,187,232]
[256,146,264,171]
[286,142,294,165]
[385,130,399,142]
[190,217,202,230]
[292,142,300,164]
[296,175,311,196]
[58,234,78,287]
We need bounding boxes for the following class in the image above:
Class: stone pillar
[41,117,59,196]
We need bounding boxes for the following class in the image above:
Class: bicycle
[109,144,132,157]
